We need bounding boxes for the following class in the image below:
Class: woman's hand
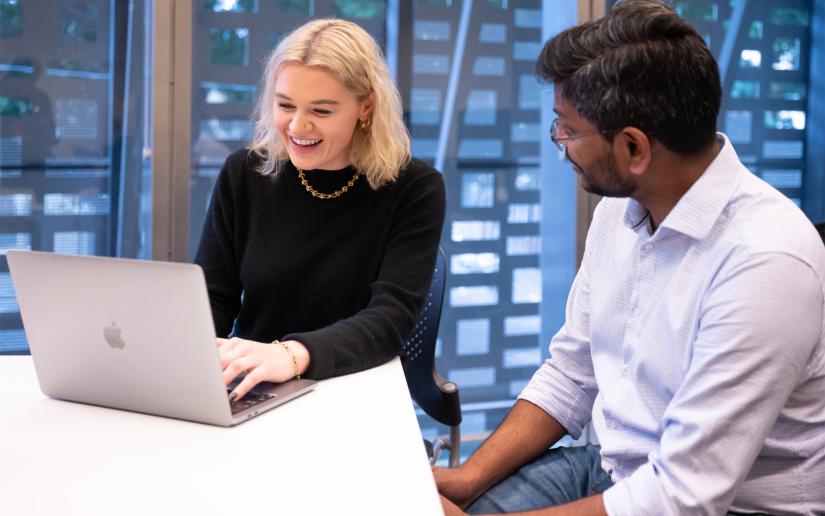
[217,337,309,400]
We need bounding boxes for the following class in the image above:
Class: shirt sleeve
[193,154,245,338]
[603,251,823,516]
[519,231,599,439]
[285,171,446,379]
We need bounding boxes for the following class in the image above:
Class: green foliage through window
[0,0,22,37]
[772,37,800,71]
[59,2,98,43]
[675,2,719,22]
[278,0,311,15]
[731,80,760,99]
[209,27,249,66]
[334,0,385,20]
[748,20,763,39]
[769,81,806,101]
[771,7,809,26]
[0,96,32,117]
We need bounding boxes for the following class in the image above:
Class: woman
[194,19,445,402]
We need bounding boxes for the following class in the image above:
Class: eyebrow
[275,93,340,106]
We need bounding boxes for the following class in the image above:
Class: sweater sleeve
[285,169,446,379]
[193,152,245,338]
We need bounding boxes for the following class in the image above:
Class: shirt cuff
[603,482,629,516]
[517,361,592,438]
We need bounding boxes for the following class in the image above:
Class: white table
[0,356,443,516]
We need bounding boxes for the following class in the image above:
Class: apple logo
[103,322,126,349]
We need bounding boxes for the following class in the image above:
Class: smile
[290,137,322,147]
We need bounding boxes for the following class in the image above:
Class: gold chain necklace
[297,169,360,200]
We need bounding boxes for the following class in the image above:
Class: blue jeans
[465,445,772,515]
[467,444,613,514]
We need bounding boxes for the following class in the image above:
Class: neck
[635,139,721,232]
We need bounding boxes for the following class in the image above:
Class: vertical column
[152,0,192,262]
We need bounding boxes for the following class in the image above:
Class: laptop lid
[7,250,314,426]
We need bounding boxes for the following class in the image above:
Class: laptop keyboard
[228,389,275,415]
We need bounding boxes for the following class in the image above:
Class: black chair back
[815,222,825,245]
[401,248,461,428]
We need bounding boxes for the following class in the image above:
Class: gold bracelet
[273,340,301,379]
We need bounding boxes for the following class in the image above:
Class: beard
[569,149,636,198]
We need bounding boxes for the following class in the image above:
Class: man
[434,1,825,515]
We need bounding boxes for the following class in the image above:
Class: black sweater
[194,149,446,380]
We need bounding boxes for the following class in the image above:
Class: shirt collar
[622,133,744,240]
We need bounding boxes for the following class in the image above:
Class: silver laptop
[7,250,316,426]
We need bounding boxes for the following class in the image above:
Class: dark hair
[536,0,721,155]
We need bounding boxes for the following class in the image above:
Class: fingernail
[229,392,238,402]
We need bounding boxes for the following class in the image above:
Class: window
[409,0,577,441]
[0,0,152,353]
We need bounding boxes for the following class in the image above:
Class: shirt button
[642,243,654,253]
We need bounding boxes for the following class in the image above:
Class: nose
[289,112,311,133]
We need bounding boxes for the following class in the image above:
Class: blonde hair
[249,19,410,189]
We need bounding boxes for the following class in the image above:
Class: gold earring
[360,118,371,132]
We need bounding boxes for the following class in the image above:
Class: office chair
[815,222,825,245]
[401,247,462,467]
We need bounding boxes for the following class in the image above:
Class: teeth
[291,137,321,146]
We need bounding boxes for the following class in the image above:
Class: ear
[612,127,651,177]
[359,92,376,121]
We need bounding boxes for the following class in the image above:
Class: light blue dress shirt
[520,134,825,515]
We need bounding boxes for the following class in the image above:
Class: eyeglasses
[549,118,609,153]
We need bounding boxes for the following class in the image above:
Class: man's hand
[433,465,481,510]
[432,400,568,515]
[441,495,468,516]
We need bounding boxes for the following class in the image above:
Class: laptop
[6,250,316,426]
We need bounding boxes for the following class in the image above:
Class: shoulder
[724,174,824,269]
[401,157,440,177]
[373,158,445,218]
[210,149,274,206]
[580,198,638,265]
[589,197,634,237]
[592,197,629,220]
[222,148,262,175]
[216,148,269,189]
[394,158,444,193]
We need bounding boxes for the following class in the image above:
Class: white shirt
[520,134,825,515]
